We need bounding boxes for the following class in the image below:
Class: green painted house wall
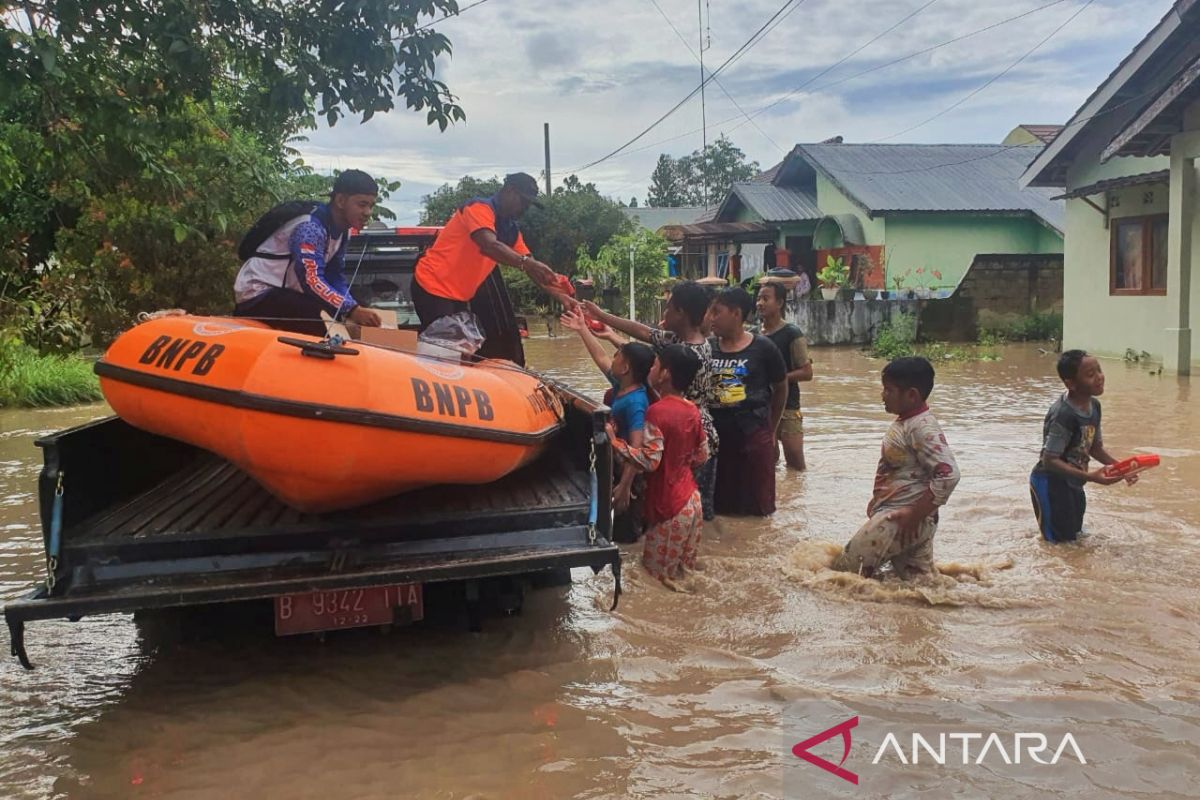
[732,204,761,224]
[814,175,885,244]
[882,214,1062,289]
[807,174,1060,288]
[1057,150,1200,370]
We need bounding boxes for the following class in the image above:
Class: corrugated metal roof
[1051,169,1170,199]
[620,206,708,231]
[796,143,1065,232]
[725,182,821,222]
[753,161,783,183]
[661,221,775,242]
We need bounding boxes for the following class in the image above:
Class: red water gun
[1102,454,1160,478]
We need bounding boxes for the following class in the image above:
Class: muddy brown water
[1,340,1197,799]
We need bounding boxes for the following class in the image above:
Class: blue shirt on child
[607,376,649,440]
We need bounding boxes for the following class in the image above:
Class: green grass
[869,314,1001,363]
[979,311,1063,342]
[0,342,102,408]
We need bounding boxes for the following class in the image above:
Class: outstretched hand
[581,300,605,320]
[523,258,557,287]
[560,306,586,332]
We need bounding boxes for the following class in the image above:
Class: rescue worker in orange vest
[412,172,571,365]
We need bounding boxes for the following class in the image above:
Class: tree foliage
[576,229,671,323]
[520,175,628,276]
[419,173,629,280]
[1,0,463,347]
[419,176,503,225]
[645,135,759,207]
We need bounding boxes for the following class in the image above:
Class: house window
[1110,214,1168,295]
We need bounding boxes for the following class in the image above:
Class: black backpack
[237,201,320,261]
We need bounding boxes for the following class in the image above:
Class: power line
[744,0,1073,126]
[726,0,940,137]
[644,0,785,152]
[871,0,1096,142]
[388,0,492,37]
[574,0,811,172]
[827,79,1172,176]
[581,0,1065,171]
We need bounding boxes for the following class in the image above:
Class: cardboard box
[320,309,417,350]
[356,326,418,349]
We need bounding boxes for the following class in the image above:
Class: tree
[419,176,503,225]
[645,135,759,207]
[576,229,671,323]
[647,154,690,207]
[629,197,639,207]
[520,175,628,275]
[1,0,466,344]
[2,0,464,135]
[686,135,760,204]
[419,173,628,276]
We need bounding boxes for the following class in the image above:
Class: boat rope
[327,242,371,329]
[45,470,63,592]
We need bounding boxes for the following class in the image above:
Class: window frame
[1109,213,1169,296]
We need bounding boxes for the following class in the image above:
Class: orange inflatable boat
[95,316,566,513]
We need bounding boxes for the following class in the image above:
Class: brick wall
[954,253,1063,317]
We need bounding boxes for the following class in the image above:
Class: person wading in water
[756,281,813,470]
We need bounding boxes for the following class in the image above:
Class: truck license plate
[274,584,423,636]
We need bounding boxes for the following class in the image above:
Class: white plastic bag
[417,311,485,356]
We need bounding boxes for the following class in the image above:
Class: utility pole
[543,123,552,196]
[697,0,709,208]
[628,240,637,321]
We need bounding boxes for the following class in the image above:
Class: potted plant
[889,269,910,299]
[817,255,848,301]
[879,289,891,300]
[862,288,878,300]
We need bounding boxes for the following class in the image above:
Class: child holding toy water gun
[1029,350,1142,543]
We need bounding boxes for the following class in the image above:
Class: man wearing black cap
[233,169,383,336]
[412,172,569,363]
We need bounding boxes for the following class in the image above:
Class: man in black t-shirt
[707,288,787,516]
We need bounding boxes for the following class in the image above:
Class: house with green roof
[1021,0,1200,374]
[685,142,1064,295]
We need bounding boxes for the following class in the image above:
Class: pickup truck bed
[6,384,618,668]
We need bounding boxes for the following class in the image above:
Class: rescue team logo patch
[192,320,245,337]
[299,242,317,255]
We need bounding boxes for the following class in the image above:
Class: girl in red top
[608,345,710,587]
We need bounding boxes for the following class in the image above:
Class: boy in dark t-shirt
[756,282,813,470]
[1030,350,1135,542]
[707,288,787,516]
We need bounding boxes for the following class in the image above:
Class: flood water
[1,339,1197,798]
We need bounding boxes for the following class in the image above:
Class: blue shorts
[1029,470,1086,542]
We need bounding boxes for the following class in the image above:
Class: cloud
[297,0,1175,221]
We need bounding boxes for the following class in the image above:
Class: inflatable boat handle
[276,336,360,360]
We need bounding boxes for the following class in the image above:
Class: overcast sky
[297,0,1175,223]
